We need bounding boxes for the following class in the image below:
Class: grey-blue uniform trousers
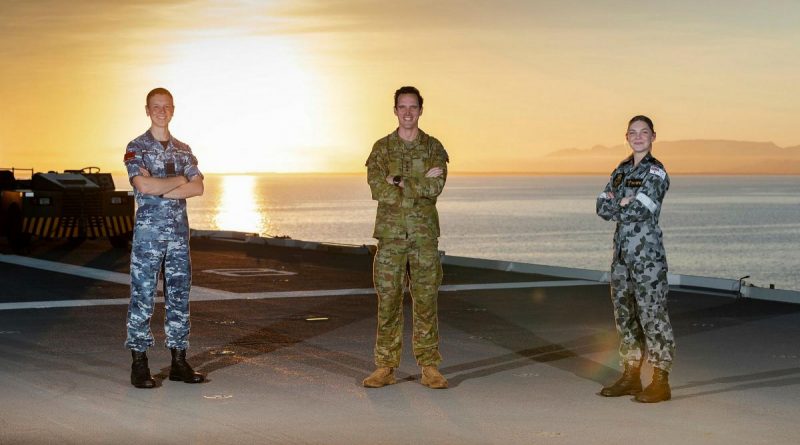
[123,130,203,352]
[596,153,675,372]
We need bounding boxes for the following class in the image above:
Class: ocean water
[116,174,800,290]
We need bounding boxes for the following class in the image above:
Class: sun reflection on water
[213,175,269,235]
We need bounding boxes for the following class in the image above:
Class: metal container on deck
[0,167,134,251]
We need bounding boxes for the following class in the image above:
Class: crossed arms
[132,168,204,199]
[596,172,667,223]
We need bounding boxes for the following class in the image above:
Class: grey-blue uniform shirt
[123,130,203,241]
[596,153,669,268]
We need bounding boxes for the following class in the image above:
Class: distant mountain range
[536,140,800,174]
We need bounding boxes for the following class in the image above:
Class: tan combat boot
[363,367,396,388]
[635,368,671,403]
[421,366,448,389]
[600,362,641,397]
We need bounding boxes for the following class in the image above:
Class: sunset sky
[2,0,799,173]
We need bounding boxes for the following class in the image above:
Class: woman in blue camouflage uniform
[596,115,675,403]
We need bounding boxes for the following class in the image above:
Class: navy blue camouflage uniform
[123,130,203,352]
[596,153,675,372]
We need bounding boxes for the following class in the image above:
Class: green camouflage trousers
[372,237,443,367]
[610,260,675,372]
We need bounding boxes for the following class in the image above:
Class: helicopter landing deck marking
[0,254,596,311]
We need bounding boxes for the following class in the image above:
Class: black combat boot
[169,348,205,383]
[130,350,156,389]
[600,362,642,397]
[635,368,671,403]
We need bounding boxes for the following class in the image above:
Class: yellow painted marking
[34,218,45,235]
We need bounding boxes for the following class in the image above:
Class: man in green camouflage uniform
[596,115,675,403]
[363,86,449,389]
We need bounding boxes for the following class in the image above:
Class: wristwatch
[392,175,402,186]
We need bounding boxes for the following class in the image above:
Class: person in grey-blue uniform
[596,115,675,403]
[123,87,205,388]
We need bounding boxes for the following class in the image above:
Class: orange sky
[2,1,800,174]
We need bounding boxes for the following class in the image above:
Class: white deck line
[439,280,598,291]
[0,254,596,310]
[206,232,800,303]
[442,254,800,304]
[0,253,132,285]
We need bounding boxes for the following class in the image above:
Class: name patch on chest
[625,179,643,187]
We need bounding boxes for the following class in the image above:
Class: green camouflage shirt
[366,129,449,240]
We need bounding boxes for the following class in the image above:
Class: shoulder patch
[649,166,666,180]
[123,148,142,164]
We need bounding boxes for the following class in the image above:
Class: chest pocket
[142,148,167,177]
[412,152,428,175]
[387,146,402,175]
[412,140,436,176]
[173,151,194,176]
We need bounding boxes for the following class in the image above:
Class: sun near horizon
[2,1,800,175]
